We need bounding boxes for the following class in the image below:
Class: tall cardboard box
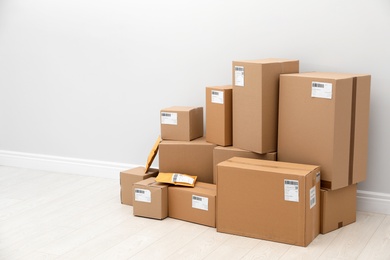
[321,184,357,234]
[159,137,216,183]
[206,86,232,146]
[232,58,299,154]
[168,182,216,227]
[160,106,203,141]
[278,72,371,190]
[120,167,159,206]
[213,146,277,184]
[217,157,320,247]
[132,177,169,220]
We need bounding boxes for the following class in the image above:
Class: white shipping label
[311,81,332,99]
[316,172,321,183]
[172,174,194,185]
[134,188,151,203]
[234,66,244,87]
[284,179,299,202]
[161,112,177,125]
[310,186,316,209]
[211,90,224,104]
[192,195,209,211]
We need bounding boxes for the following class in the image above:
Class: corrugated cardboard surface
[217,157,320,247]
[159,137,216,183]
[160,106,203,141]
[278,72,370,190]
[212,146,277,184]
[232,58,299,154]
[120,167,158,206]
[132,177,168,220]
[169,182,216,227]
[320,184,357,234]
[206,86,232,146]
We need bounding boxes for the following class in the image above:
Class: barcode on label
[312,82,325,88]
[285,180,298,186]
[172,173,178,182]
[193,196,202,201]
[161,112,171,117]
[310,186,316,209]
[135,189,145,194]
[212,91,219,95]
[235,67,244,71]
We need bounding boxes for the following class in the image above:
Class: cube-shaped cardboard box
[213,146,276,184]
[232,58,299,153]
[160,106,203,141]
[159,137,216,184]
[120,166,159,206]
[206,86,232,146]
[132,177,169,220]
[321,184,357,234]
[169,182,216,227]
[278,72,370,190]
[217,157,320,247]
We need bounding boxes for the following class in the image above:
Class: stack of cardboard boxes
[119,58,371,246]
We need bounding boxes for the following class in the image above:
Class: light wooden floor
[0,166,389,260]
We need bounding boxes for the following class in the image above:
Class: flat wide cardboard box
[232,58,299,153]
[169,182,216,227]
[120,167,159,206]
[321,184,357,234]
[213,146,277,184]
[132,177,169,220]
[160,106,203,141]
[217,157,320,247]
[278,72,371,190]
[159,137,216,183]
[206,86,232,146]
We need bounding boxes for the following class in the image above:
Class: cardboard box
[232,58,299,153]
[217,157,320,247]
[206,86,232,146]
[168,182,216,227]
[213,146,277,184]
[321,184,357,234]
[278,72,371,190]
[160,106,203,141]
[120,167,159,206]
[159,137,216,183]
[132,177,169,220]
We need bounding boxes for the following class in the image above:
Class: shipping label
[134,188,151,203]
[234,66,244,87]
[284,179,299,202]
[172,173,194,185]
[211,90,224,104]
[192,195,209,211]
[161,112,177,125]
[311,81,332,99]
[310,186,316,209]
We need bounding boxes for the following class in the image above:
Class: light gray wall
[0,0,389,193]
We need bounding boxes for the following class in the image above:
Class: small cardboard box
[120,167,159,206]
[217,157,320,247]
[160,106,203,141]
[278,72,371,190]
[206,86,233,146]
[168,182,216,227]
[321,184,357,234]
[159,137,216,183]
[132,177,169,220]
[213,146,277,184]
[232,58,299,153]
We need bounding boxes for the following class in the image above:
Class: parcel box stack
[119,58,370,247]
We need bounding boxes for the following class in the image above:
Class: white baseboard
[357,190,390,215]
[0,150,138,179]
[1,149,389,215]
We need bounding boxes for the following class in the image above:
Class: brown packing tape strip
[348,77,357,185]
[145,136,161,173]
